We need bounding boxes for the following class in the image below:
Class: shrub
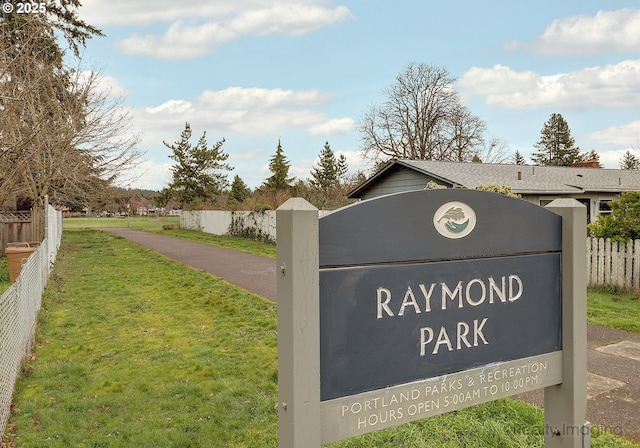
[588,191,640,242]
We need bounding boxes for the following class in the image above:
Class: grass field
[1,220,639,447]
[587,288,640,334]
[0,257,10,295]
[63,215,277,258]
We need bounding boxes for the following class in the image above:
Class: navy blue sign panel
[318,189,562,402]
[319,254,561,401]
[319,189,561,268]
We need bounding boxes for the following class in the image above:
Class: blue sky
[76,1,640,191]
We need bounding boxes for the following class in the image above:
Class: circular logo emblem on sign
[433,201,477,239]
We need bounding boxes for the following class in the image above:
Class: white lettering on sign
[320,352,563,445]
[376,275,523,318]
[419,318,488,355]
[333,358,549,432]
[376,274,523,356]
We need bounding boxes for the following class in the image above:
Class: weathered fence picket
[587,237,640,291]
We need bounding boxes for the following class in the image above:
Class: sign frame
[276,191,589,448]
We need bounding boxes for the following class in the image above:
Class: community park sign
[276,189,589,447]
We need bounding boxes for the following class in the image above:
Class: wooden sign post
[277,190,589,447]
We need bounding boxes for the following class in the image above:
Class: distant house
[347,159,640,223]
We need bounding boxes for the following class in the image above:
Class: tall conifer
[531,113,581,166]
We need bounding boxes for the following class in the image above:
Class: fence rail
[586,237,640,290]
[0,202,62,439]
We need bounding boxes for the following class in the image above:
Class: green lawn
[1,225,639,447]
[0,257,11,295]
[587,288,640,334]
[4,229,279,447]
[63,215,277,258]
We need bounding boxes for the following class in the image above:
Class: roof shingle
[399,160,640,194]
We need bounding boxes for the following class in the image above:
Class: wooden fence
[587,237,640,290]
[0,209,43,254]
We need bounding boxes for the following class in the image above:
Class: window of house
[577,198,592,224]
[598,200,612,216]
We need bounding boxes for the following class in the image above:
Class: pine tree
[337,154,349,180]
[265,139,293,190]
[620,150,640,170]
[164,122,233,207]
[229,175,251,203]
[512,150,526,165]
[531,113,581,166]
[310,141,348,189]
[583,149,599,162]
[580,149,602,167]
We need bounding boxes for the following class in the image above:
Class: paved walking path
[101,228,277,301]
[101,228,640,443]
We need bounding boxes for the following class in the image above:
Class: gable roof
[348,159,640,199]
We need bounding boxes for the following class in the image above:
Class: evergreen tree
[229,175,251,203]
[620,150,640,170]
[531,113,581,166]
[336,154,349,180]
[164,122,233,208]
[265,139,293,190]
[583,149,601,164]
[512,150,526,165]
[310,141,349,189]
[578,149,603,167]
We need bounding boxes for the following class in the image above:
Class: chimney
[517,171,522,180]
[572,160,601,168]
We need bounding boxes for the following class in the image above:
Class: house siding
[351,161,636,225]
[362,168,440,200]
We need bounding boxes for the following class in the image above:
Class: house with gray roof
[347,159,640,223]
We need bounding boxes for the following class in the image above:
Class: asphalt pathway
[101,228,640,443]
[101,228,277,301]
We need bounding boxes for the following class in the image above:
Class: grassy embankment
[1,216,638,447]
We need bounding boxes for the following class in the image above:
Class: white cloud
[74,71,129,99]
[91,73,129,98]
[308,117,354,136]
[598,148,640,169]
[131,86,347,152]
[197,87,331,109]
[81,0,274,27]
[145,99,191,115]
[106,2,353,59]
[458,61,640,110]
[226,3,353,36]
[589,120,640,147]
[118,159,173,191]
[533,8,640,55]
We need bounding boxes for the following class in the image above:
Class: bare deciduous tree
[358,63,494,166]
[475,137,513,164]
[0,12,141,208]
